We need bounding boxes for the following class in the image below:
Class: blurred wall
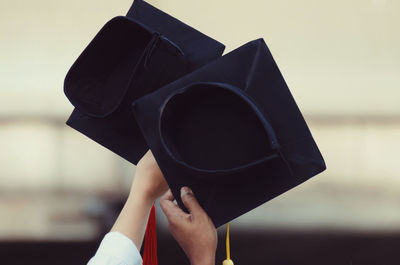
[0,0,399,240]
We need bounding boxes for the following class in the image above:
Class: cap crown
[132,39,326,227]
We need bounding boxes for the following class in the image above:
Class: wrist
[128,188,156,207]
[129,171,159,204]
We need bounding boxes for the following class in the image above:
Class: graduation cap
[64,0,225,164]
[131,38,326,228]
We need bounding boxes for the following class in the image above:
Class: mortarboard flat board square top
[64,0,225,164]
[131,38,326,228]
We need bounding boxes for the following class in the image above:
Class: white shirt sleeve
[87,232,143,265]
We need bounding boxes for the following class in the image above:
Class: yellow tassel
[222,222,234,265]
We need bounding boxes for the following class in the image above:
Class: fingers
[180,187,203,217]
[161,189,175,202]
[161,187,205,224]
[160,190,185,221]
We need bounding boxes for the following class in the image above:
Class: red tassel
[143,204,158,265]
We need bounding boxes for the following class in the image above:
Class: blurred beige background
[0,0,399,241]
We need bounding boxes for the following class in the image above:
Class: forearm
[110,174,155,251]
[190,255,215,265]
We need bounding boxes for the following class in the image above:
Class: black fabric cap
[131,38,326,227]
[64,0,225,164]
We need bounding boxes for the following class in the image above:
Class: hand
[160,187,217,265]
[131,150,168,202]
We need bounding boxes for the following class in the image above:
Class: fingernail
[180,186,192,197]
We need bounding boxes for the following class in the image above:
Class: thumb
[180,186,204,217]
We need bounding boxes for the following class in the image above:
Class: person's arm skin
[160,187,217,265]
[94,150,217,265]
[110,150,168,250]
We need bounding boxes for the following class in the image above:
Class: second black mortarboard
[132,38,326,227]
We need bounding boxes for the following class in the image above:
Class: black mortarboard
[131,38,326,227]
[64,0,225,164]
